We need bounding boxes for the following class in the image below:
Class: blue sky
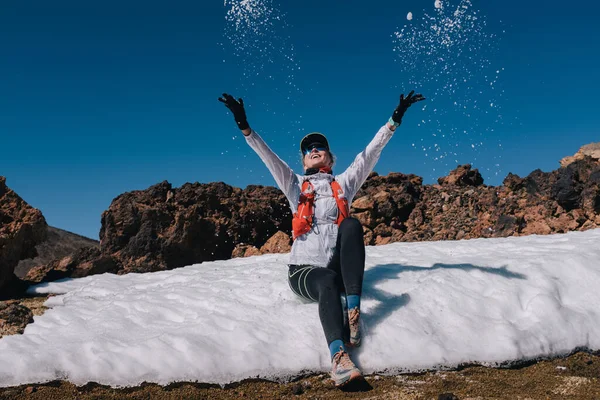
[1,0,599,239]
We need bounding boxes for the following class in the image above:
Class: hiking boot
[348,307,361,347]
[330,347,362,387]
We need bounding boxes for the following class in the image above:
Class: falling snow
[222,0,304,140]
[391,0,506,183]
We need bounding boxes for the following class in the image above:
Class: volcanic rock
[560,142,600,167]
[98,181,291,274]
[31,143,600,282]
[24,246,118,284]
[437,164,484,187]
[0,177,47,299]
[0,302,33,336]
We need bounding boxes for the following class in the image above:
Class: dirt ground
[1,351,599,400]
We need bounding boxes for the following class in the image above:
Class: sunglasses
[303,144,328,155]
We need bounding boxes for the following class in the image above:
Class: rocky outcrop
[0,177,48,299]
[97,181,291,274]
[560,143,600,167]
[14,227,99,279]
[354,156,600,244]
[29,144,600,283]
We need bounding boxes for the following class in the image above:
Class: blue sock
[329,340,345,359]
[347,295,361,311]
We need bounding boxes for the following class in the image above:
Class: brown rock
[375,236,393,245]
[548,214,580,232]
[521,221,552,236]
[354,211,375,229]
[231,244,261,258]
[27,143,600,283]
[351,195,374,211]
[581,220,598,231]
[260,231,291,254]
[560,142,600,167]
[90,181,291,273]
[494,215,521,237]
[25,247,118,284]
[438,164,484,187]
[0,177,48,299]
[373,191,391,203]
[374,223,393,238]
[363,228,374,246]
[231,244,248,258]
[0,303,33,336]
[244,247,261,257]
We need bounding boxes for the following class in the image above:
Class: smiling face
[303,146,332,170]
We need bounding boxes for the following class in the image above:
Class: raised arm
[218,93,299,204]
[337,91,425,200]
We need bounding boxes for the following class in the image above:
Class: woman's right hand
[218,93,251,134]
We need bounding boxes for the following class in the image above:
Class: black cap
[300,132,329,153]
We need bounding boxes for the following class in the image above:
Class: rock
[69,181,290,274]
[0,177,48,299]
[14,226,99,279]
[351,195,374,211]
[231,244,261,258]
[21,143,600,283]
[0,303,33,336]
[560,143,600,167]
[549,213,580,232]
[438,393,460,400]
[438,164,484,187]
[290,383,303,395]
[354,211,375,229]
[260,231,291,254]
[552,166,582,211]
[25,247,118,284]
[581,220,598,231]
[521,220,552,236]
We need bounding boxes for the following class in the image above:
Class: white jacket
[245,124,395,267]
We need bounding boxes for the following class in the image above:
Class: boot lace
[333,347,355,370]
[349,307,360,329]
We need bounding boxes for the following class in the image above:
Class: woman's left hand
[391,91,426,124]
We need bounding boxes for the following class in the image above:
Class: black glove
[391,91,426,124]
[218,93,250,131]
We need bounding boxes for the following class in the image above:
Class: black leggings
[288,217,365,345]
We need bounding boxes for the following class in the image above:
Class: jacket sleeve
[244,129,300,208]
[336,124,395,202]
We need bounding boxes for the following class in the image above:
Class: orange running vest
[292,180,349,240]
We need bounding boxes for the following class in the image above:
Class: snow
[222,0,304,140]
[1,229,600,388]
[392,0,505,181]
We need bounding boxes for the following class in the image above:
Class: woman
[219,91,425,387]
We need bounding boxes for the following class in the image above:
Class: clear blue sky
[1,0,598,240]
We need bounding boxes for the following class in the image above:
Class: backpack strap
[292,180,315,239]
[331,180,349,225]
